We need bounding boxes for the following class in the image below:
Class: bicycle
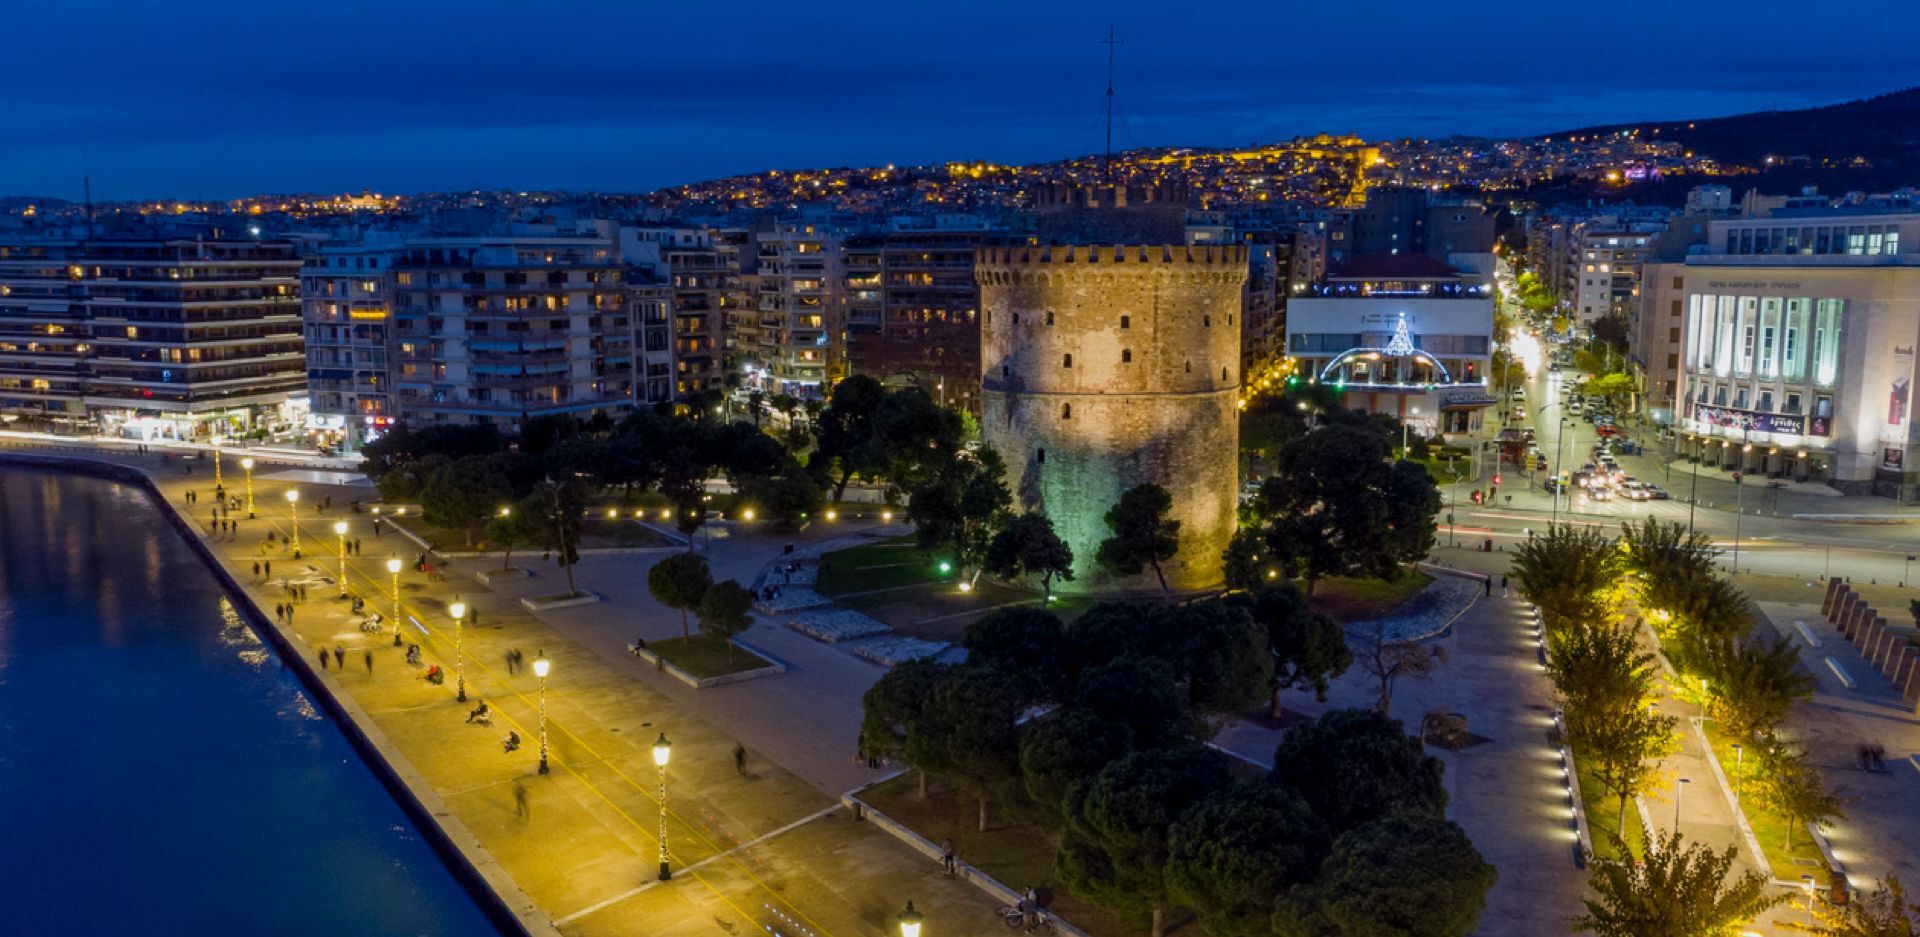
[994,906,1055,934]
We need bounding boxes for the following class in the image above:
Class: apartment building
[301,241,400,449]
[620,226,732,400]
[747,222,842,399]
[0,238,303,437]
[843,223,1011,411]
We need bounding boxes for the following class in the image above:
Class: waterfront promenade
[0,439,1003,937]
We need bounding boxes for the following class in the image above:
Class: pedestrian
[324,495,332,511]
[317,648,328,670]
[733,743,746,776]
[253,561,262,579]
[513,780,529,819]
[1483,577,1491,597]
[333,646,345,669]
[285,604,294,624]
[1500,575,1509,598]
[300,584,308,602]
[274,602,284,622]
[263,560,272,578]
[364,650,373,675]
[505,650,517,675]
[373,518,383,538]
[939,838,956,875]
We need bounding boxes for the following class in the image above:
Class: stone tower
[976,238,1245,593]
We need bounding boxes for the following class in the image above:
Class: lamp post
[533,651,551,774]
[388,557,404,646]
[1674,777,1691,832]
[1731,465,1746,574]
[1802,874,1817,927]
[449,598,467,702]
[285,489,301,558]
[898,901,924,937]
[653,732,672,881]
[211,436,223,487]
[334,521,349,597]
[241,457,256,518]
[1732,743,1744,806]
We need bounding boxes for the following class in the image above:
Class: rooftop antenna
[1102,24,1123,182]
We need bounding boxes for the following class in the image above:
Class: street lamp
[898,901,924,937]
[533,651,551,775]
[449,598,467,702]
[211,436,223,487]
[1674,777,1691,832]
[388,557,404,646]
[653,732,672,881]
[285,489,301,558]
[241,457,255,517]
[1802,874,1817,928]
[334,521,349,597]
[1732,743,1744,806]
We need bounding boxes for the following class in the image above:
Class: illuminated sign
[1691,404,1830,437]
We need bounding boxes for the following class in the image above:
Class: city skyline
[6,0,1916,200]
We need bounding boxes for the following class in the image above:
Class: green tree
[1509,523,1621,632]
[648,551,713,641]
[1073,655,1198,749]
[735,466,826,527]
[1546,623,1675,835]
[1061,748,1233,937]
[1230,583,1353,715]
[1096,483,1182,593]
[1668,573,1755,653]
[484,496,543,572]
[1802,876,1920,937]
[535,478,585,596]
[421,454,513,546]
[1167,779,1327,937]
[921,664,1028,831]
[1591,310,1632,354]
[1270,708,1446,835]
[960,607,1069,693]
[870,385,965,498]
[1699,635,1816,741]
[1018,707,1134,823]
[1220,527,1268,591]
[1584,372,1637,413]
[811,375,888,502]
[696,580,756,663]
[1254,424,1438,594]
[1619,520,1718,616]
[1275,813,1496,937]
[1573,829,1786,937]
[1581,702,1679,840]
[1751,742,1844,851]
[984,511,1075,602]
[907,447,1011,576]
[1164,602,1274,722]
[858,659,948,797]
[518,413,579,456]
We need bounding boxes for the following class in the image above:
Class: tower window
[1120,315,1131,329]
[1185,360,1191,373]
[1013,313,1020,325]
[1061,403,1072,420]
[1228,314,1235,326]
[1063,353,1073,368]
[1046,311,1055,325]
[1036,448,1046,464]
[1002,365,1009,378]
[1121,349,1132,363]
[1221,367,1229,381]
[1203,315,1211,327]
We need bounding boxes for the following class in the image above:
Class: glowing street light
[387,556,404,646]
[449,598,468,702]
[533,651,551,774]
[285,489,301,558]
[211,436,223,487]
[240,457,255,517]
[898,901,924,937]
[334,521,349,597]
[653,732,673,881]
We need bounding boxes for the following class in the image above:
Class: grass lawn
[647,634,775,678]
[1699,721,1830,878]
[385,514,475,552]
[816,535,940,596]
[862,774,1190,937]
[1306,570,1436,623]
[1572,751,1648,862]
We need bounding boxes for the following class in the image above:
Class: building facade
[1672,209,1920,497]
[977,242,1244,594]
[0,238,304,438]
[301,242,400,450]
[1285,255,1498,438]
[844,225,1010,412]
[748,223,843,399]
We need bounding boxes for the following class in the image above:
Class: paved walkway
[2,441,1004,937]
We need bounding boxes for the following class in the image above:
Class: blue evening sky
[4,0,1914,200]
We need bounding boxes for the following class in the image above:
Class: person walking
[333,646,345,669]
[263,559,271,578]
[1500,574,1510,598]
[939,838,956,875]
[363,650,373,675]
[733,743,747,776]
[317,648,328,670]
[253,561,262,580]
[513,780,529,820]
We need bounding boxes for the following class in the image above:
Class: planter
[476,567,531,585]
[519,590,601,611]
[629,640,787,689]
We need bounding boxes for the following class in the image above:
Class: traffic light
[1492,474,1502,486]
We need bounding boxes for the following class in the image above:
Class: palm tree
[1573,828,1787,937]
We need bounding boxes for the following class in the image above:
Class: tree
[1583,372,1636,413]
[811,374,887,502]
[1270,708,1446,835]
[858,659,948,797]
[921,664,1028,831]
[1018,707,1134,823]
[657,443,712,538]
[735,466,826,527]
[1275,814,1496,937]
[518,414,578,457]
[1668,573,1755,653]
[537,478,585,596]
[1581,703,1679,841]
[1167,779,1327,937]
[1751,742,1844,851]
[960,607,1069,693]
[1072,655,1199,749]
[1509,523,1621,632]
[1545,621,1674,836]
[1619,519,1719,621]
[648,551,713,641]
[1253,424,1439,594]
[1802,876,1920,937]
[1163,603,1274,722]
[1095,483,1181,594]
[1231,583,1353,716]
[1699,635,1816,741]
[696,581,756,663]
[1590,310,1632,354]
[1353,620,1447,719]
[1061,748,1233,937]
[870,385,964,497]
[1573,828,1786,937]
[908,447,1011,576]
[1383,459,1443,565]
[420,454,513,546]
[984,511,1075,602]
[484,496,543,572]
[1220,528,1268,592]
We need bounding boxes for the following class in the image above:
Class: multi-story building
[0,238,304,438]
[1344,186,1496,269]
[301,241,400,450]
[388,232,635,428]
[748,222,843,399]
[843,223,1011,411]
[1671,204,1920,497]
[631,275,674,407]
[1285,254,1498,438]
[1567,218,1667,324]
[620,227,731,400]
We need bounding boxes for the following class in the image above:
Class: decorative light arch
[1316,313,1456,384]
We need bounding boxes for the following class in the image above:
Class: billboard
[1691,403,1831,437]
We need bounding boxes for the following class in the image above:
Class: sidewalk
[1,440,1006,937]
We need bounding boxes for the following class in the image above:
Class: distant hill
[1542,87,1920,171]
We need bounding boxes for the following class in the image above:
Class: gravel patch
[785,608,892,643]
[1345,575,1482,643]
[849,636,950,666]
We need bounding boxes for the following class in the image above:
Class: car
[1544,478,1572,493]
[1569,401,1584,414]
[1622,482,1652,500]
[1645,484,1670,500]
[1586,487,1614,502]
[1512,388,1527,402]
[1548,362,1560,372]
[1581,462,1598,474]
[1535,456,1549,470]
[1596,424,1624,437]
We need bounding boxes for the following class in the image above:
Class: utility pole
[1102,25,1123,182]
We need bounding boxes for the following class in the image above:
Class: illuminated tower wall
[977,243,1244,593]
